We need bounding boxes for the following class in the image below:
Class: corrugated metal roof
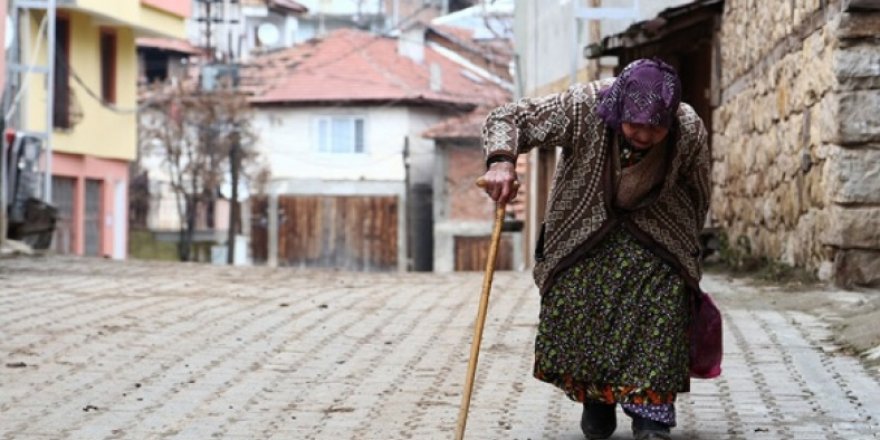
[588,0,724,58]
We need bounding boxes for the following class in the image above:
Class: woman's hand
[479,161,518,204]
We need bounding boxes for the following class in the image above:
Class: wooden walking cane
[454,178,518,440]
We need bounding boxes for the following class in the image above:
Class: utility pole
[3,0,58,247]
[196,0,243,265]
[0,0,8,248]
[226,128,239,264]
[267,190,278,268]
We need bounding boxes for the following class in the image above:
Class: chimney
[398,24,425,64]
[430,63,443,92]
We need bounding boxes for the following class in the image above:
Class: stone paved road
[0,257,878,440]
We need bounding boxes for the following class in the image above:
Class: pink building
[12,0,189,257]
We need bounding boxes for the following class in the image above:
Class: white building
[242,26,508,270]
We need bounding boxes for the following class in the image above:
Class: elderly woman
[479,59,711,440]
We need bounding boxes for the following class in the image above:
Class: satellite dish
[257,23,280,46]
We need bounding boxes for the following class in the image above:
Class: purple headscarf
[596,58,682,131]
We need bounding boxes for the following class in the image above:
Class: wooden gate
[454,235,513,271]
[250,197,269,262]
[251,195,398,271]
[51,177,76,254]
[84,179,103,257]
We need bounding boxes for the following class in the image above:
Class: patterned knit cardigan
[482,79,711,294]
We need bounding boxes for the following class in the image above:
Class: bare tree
[139,80,258,262]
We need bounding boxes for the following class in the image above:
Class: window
[100,29,117,104]
[53,16,71,129]
[316,116,365,154]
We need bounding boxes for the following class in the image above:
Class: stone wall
[712,0,880,286]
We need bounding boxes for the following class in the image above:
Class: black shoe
[631,415,671,440]
[580,401,616,439]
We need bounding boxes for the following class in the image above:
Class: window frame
[53,15,71,129]
[314,115,367,155]
[99,27,117,104]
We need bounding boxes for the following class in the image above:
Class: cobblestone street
[0,257,878,439]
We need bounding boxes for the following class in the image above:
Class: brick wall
[444,143,525,221]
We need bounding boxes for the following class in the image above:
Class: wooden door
[454,235,513,271]
[84,179,103,257]
[251,195,399,271]
[51,177,76,254]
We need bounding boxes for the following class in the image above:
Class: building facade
[243,27,508,271]
[13,0,189,257]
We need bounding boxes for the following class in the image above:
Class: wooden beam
[845,0,880,10]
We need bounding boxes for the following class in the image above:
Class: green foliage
[128,229,178,261]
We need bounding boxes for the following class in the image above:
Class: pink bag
[689,291,722,379]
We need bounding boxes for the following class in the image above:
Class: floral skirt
[534,227,690,406]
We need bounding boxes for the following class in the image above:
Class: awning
[586,0,724,59]
[137,37,204,56]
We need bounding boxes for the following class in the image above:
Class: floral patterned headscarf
[596,58,682,131]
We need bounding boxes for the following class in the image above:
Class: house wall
[296,0,383,16]
[25,10,138,162]
[252,105,453,182]
[17,6,184,259]
[441,142,495,222]
[252,105,410,181]
[432,139,523,273]
[253,104,453,271]
[243,8,299,53]
[64,0,187,38]
[139,2,189,38]
[513,0,690,96]
[141,0,192,19]
[712,0,880,286]
[51,152,129,258]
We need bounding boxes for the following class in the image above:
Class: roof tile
[242,28,508,107]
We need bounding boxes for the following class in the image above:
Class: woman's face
[621,122,669,150]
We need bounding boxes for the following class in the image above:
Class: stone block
[824,145,880,204]
[712,160,728,185]
[816,93,839,144]
[836,12,880,39]
[837,90,880,144]
[762,195,779,227]
[824,205,880,248]
[784,112,804,157]
[834,44,880,90]
[833,249,880,288]
[805,161,827,208]
[779,184,800,227]
[787,208,830,265]
[776,85,789,121]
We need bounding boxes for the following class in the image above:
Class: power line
[55,49,141,114]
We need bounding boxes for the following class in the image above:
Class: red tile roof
[422,105,495,140]
[242,28,509,108]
